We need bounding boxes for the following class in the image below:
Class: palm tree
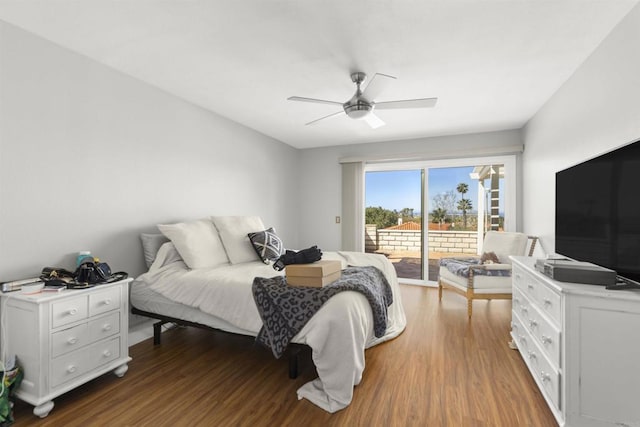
[456,183,469,198]
[431,207,448,229]
[457,199,473,229]
[456,183,472,229]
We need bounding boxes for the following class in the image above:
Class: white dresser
[0,279,132,418]
[510,257,640,427]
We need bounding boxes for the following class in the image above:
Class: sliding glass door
[365,170,424,280]
[364,156,515,284]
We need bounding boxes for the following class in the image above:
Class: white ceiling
[0,1,637,149]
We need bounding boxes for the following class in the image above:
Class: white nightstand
[0,278,132,418]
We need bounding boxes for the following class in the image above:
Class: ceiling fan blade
[305,110,345,126]
[375,97,438,110]
[362,73,396,101]
[288,96,343,106]
[363,113,385,129]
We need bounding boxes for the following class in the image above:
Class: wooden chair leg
[467,298,473,319]
[438,281,443,301]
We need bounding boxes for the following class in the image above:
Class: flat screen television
[555,139,640,285]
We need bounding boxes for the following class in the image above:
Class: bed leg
[288,346,301,379]
[153,321,165,345]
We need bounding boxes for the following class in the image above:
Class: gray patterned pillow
[248,227,285,264]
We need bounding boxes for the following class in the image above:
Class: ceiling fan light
[343,101,373,119]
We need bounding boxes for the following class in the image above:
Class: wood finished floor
[12,285,558,427]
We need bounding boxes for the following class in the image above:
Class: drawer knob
[529,319,538,328]
[527,351,537,360]
[103,350,112,358]
[541,335,553,345]
[103,298,112,305]
[540,371,551,382]
[520,307,528,314]
[67,337,78,345]
[68,308,78,316]
[543,299,552,307]
[527,284,534,290]
[67,365,77,374]
[518,335,526,344]
[102,324,112,331]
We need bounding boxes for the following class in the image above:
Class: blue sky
[365,167,478,213]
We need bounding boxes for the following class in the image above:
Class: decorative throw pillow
[157,219,229,269]
[211,216,265,264]
[481,251,500,264]
[248,227,285,264]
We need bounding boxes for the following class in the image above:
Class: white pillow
[157,219,229,269]
[211,216,265,264]
[140,233,170,269]
[149,242,184,272]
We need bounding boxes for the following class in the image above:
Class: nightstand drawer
[51,296,88,328]
[89,337,120,370]
[88,312,120,343]
[89,287,120,317]
[51,347,89,387]
[51,323,89,358]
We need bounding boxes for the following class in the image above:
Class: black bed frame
[130,304,306,379]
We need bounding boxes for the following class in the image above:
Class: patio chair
[437,231,538,318]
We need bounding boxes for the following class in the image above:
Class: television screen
[555,139,640,284]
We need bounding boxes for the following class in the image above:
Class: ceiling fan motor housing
[344,72,373,119]
[343,99,373,119]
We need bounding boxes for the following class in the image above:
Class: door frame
[365,154,517,285]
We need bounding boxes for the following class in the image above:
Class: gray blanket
[252,266,393,358]
[439,257,512,278]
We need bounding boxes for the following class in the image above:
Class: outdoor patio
[382,250,471,282]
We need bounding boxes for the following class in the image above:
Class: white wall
[0,22,300,281]
[297,129,523,251]
[522,3,640,255]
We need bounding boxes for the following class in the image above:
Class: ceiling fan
[288,72,437,129]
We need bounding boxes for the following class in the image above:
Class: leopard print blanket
[252,266,393,358]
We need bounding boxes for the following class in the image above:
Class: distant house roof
[384,221,421,230]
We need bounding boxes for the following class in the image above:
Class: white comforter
[136,247,406,412]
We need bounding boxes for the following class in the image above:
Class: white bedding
[134,245,406,412]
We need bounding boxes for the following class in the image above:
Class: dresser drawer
[514,266,561,326]
[89,287,121,317]
[51,296,89,328]
[88,337,120,371]
[88,312,120,343]
[513,288,533,322]
[51,336,122,389]
[51,323,89,358]
[511,310,530,353]
[526,301,561,365]
[514,288,561,365]
[536,282,561,325]
[51,347,89,388]
[523,337,561,412]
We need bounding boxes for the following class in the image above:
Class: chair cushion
[439,258,512,278]
[482,231,528,264]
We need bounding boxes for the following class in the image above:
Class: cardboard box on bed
[286,260,342,287]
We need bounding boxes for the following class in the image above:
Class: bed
[130,216,406,413]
